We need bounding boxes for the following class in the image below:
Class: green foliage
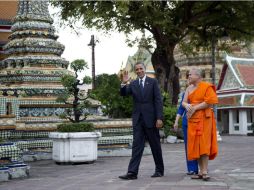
[82,76,92,85]
[163,106,178,137]
[162,90,183,138]
[57,122,95,132]
[162,91,177,137]
[57,59,92,123]
[91,74,132,118]
[52,1,254,49]
[52,1,254,105]
[70,59,89,73]
[60,75,77,93]
[162,90,172,108]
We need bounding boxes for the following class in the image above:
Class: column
[205,69,210,81]
[229,110,234,134]
[239,110,248,135]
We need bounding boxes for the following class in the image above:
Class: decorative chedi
[0,1,18,61]
[0,0,70,130]
[0,0,69,181]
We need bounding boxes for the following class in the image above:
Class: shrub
[57,59,92,123]
[91,73,132,118]
[57,122,95,132]
[162,106,183,138]
[163,106,178,137]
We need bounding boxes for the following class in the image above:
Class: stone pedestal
[49,132,101,163]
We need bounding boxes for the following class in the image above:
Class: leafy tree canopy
[91,74,132,118]
[52,1,254,105]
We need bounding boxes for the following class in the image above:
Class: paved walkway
[1,136,254,190]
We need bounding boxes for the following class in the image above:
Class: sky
[49,6,140,77]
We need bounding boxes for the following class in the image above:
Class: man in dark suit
[119,62,164,180]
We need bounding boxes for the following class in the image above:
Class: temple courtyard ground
[0,136,253,190]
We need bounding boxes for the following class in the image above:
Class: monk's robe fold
[187,81,218,161]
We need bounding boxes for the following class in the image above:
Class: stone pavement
[0,136,254,190]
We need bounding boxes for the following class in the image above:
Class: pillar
[239,109,247,135]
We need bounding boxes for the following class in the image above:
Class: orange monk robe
[187,81,218,161]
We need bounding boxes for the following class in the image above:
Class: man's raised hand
[122,70,130,84]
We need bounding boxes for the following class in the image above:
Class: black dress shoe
[151,172,164,177]
[119,173,137,180]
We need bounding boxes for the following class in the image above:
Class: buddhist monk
[182,68,218,181]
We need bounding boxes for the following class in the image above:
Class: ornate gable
[123,45,154,80]
[217,55,254,109]
[220,67,241,90]
[236,64,254,88]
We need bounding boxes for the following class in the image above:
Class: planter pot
[49,132,101,163]
[8,163,30,179]
[166,135,177,144]
[0,167,9,182]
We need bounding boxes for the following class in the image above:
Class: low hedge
[57,122,95,132]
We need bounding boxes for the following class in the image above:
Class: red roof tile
[236,64,254,86]
[218,97,237,106]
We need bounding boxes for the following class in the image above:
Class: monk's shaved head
[188,68,202,85]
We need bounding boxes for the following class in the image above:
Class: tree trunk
[151,45,180,105]
[73,85,81,123]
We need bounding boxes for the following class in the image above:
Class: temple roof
[217,55,254,109]
[0,1,18,25]
[123,34,155,80]
[14,0,53,24]
[218,55,254,90]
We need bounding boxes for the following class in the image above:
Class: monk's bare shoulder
[185,84,194,94]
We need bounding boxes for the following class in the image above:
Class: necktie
[140,79,144,97]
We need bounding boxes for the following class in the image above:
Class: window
[6,102,12,115]
[217,110,221,122]
[247,109,253,123]
[210,70,213,79]
[236,110,239,123]
[233,110,239,124]
[201,70,205,78]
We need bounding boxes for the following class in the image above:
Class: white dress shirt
[139,75,147,88]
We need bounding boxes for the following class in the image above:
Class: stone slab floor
[0,136,254,190]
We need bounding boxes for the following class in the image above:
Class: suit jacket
[120,76,163,128]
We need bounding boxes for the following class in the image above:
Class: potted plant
[247,123,254,136]
[49,59,101,164]
[162,92,183,143]
[50,123,101,163]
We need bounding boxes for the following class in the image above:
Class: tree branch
[79,118,87,122]
[63,100,73,106]
[66,116,74,122]
[223,26,254,36]
[178,1,220,34]
[79,97,89,101]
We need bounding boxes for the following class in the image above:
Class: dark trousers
[128,116,164,174]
